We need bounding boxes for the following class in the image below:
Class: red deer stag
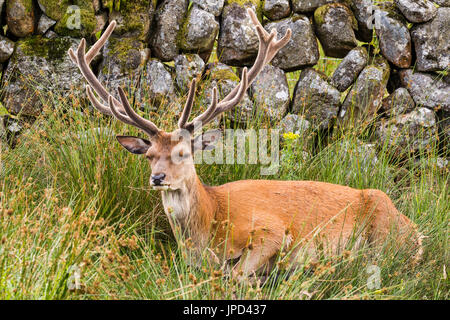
[68,9,422,279]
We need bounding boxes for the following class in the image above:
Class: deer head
[68,9,291,191]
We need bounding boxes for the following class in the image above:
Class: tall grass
[1,37,449,299]
[0,79,448,300]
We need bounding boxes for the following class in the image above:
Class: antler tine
[68,20,117,66]
[178,79,197,129]
[117,87,160,136]
[86,85,114,117]
[106,94,138,127]
[75,38,119,108]
[205,67,248,123]
[179,9,290,130]
[86,20,116,64]
[184,86,219,133]
[69,21,160,136]
[86,85,135,126]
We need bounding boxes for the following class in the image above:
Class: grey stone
[348,0,378,42]
[151,0,188,61]
[3,37,85,117]
[339,63,390,125]
[98,37,150,107]
[264,15,319,71]
[398,69,450,113]
[279,114,311,136]
[174,54,205,93]
[376,107,437,155]
[0,35,14,63]
[179,7,219,53]
[192,0,224,16]
[6,0,35,37]
[411,7,450,72]
[380,88,415,117]
[218,2,259,67]
[292,68,341,130]
[264,0,291,20]
[314,3,358,58]
[292,0,336,13]
[375,5,412,68]
[330,46,368,92]
[394,0,437,23]
[202,63,253,124]
[44,30,58,39]
[37,14,56,35]
[2,115,24,148]
[340,139,379,174]
[141,60,175,106]
[108,0,155,40]
[250,65,290,122]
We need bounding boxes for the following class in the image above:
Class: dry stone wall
[0,0,448,156]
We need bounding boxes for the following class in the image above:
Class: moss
[228,0,261,6]
[37,0,70,21]
[102,37,145,73]
[314,3,356,28]
[38,0,94,20]
[107,0,154,39]
[211,68,240,83]
[177,4,192,49]
[17,36,73,61]
[314,4,328,26]
[227,0,263,19]
[54,8,97,38]
[379,2,408,24]
[20,0,34,14]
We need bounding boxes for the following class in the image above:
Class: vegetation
[0,47,448,300]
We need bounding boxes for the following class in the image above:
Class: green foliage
[17,36,74,61]
[0,51,448,300]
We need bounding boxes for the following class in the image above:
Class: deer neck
[161,173,216,247]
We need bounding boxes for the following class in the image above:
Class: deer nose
[151,173,166,186]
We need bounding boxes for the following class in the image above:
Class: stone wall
[0,0,448,156]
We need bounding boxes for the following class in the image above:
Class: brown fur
[164,175,423,277]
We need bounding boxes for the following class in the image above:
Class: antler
[179,8,292,133]
[68,21,160,136]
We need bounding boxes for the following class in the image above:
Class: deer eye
[146,154,154,160]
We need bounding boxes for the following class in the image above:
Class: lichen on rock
[292,68,341,130]
[108,0,156,40]
[218,1,260,67]
[179,7,219,53]
[264,15,319,71]
[3,36,84,117]
[314,3,358,58]
[339,60,390,126]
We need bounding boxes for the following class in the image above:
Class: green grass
[0,76,448,299]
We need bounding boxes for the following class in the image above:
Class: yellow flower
[283,132,300,141]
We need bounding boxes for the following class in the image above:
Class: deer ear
[116,136,151,154]
[192,129,222,152]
